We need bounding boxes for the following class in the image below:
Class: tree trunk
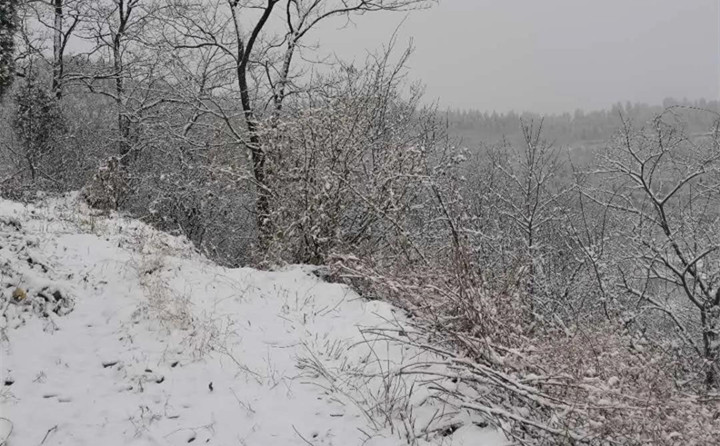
[113,13,130,166]
[702,305,720,390]
[52,0,63,99]
[238,74,270,248]
[228,0,278,251]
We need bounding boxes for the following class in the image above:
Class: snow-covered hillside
[0,194,505,446]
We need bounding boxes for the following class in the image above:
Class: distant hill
[445,98,720,149]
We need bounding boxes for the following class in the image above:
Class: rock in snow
[0,193,506,446]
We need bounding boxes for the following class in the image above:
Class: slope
[0,194,505,446]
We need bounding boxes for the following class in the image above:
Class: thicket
[0,0,18,98]
[1,1,719,443]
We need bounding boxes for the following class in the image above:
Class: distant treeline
[446,98,720,148]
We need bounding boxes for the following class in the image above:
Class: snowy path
[0,195,504,446]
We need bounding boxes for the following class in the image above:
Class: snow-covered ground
[0,194,505,446]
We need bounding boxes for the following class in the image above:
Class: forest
[1,1,719,444]
[447,98,720,147]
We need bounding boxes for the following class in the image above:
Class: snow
[0,194,506,446]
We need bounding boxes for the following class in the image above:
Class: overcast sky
[310,0,720,114]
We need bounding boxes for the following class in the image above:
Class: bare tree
[78,0,169,166]
[49,0,82,98]
[488,120,570,317]
[159,0,434,247]
[599,110,720,389]
[16,0,85,98]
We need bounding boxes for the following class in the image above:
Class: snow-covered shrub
[10,76,65,182]
[331,248,720,444]
[534,322,720,444]
[81,156,129,211]
[119,132,257,266]
[258,52,452,266]
[1,72,117,201]
[328,110,720,444]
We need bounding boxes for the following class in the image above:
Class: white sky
[309,0,720,114]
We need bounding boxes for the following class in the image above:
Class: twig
[0,417,13,446]
[40,425,57,445]
[291,424,314,446]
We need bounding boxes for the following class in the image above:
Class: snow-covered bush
[258,52,453,266]
[327,110,720,443]
[10,76,65,182]
[1,71,117,202]
[81,156,129,211]
[118,130,257,266]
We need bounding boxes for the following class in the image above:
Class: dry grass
[329,256,720,445]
